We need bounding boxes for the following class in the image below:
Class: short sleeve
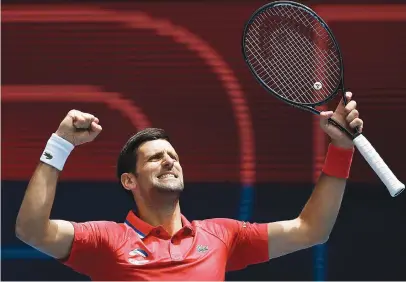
[58,221,123,276]
[210,218,269,271]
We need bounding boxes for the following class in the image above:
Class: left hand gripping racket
[241,1,404,197]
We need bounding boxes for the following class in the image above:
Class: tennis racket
[242,1,404,197]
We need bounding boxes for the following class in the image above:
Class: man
[16,92,363,280]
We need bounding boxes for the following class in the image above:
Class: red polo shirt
[60,210,269,280]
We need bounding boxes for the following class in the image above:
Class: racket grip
[353,134,405,197]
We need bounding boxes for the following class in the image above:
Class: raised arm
[15,110,102,259]
[267,92,363,259]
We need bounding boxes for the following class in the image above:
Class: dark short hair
[116,128,170,200]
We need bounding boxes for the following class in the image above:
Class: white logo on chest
[128,248,149,265]
[197,245,209,253]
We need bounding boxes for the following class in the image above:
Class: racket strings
[246,21,324,104]
[258,15,333,101]
[268,8,340,79]
[251,8,338,100]
[245,31,312,102]
[244,4,341,104]
[265,17,339,98]
[264,6,340,81]
[246,22,325,103]
[245,26,318,103]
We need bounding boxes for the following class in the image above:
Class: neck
[135,192,182,236]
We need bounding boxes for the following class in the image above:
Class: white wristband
[40,133,75,171]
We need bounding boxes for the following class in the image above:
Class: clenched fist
[55,110,102,146]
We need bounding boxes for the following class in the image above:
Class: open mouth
[157,173,177,179]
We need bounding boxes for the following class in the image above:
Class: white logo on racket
[313,82,322,90]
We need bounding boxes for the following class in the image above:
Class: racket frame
[241,1,404,197]
[242,1,356,138]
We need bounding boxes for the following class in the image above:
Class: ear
[120,172,138,191]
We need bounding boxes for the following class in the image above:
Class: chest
[108,232,229,280]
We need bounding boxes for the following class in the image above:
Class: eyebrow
[146,150,179,160]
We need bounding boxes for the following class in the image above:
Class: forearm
[299,173,346,242]
[16,162,60,243]
[299,141,354,242]
[266,94,363,257]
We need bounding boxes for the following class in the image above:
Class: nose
[162,153,174,168]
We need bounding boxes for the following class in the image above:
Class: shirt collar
[124,210,195,239]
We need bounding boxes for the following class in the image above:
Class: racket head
[242,1,345,108]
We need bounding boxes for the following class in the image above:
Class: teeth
[159,174,175,179]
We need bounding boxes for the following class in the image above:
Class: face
[134,139,184,194]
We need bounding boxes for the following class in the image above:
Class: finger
[74,113,95,129]
[320,111,334,118]
[334,92,352,113]
[93,117,100,124]
[346,109,359,123]
[343,91,352,103]
[344,100,357,114]
[67,109,83,122]
[89,122,102,139]
[90,121,102,132]
[73,115,86,128]
[349,118,363,131]
[319,111,334,128]
[345,91,352,102]
[82,113,95,121]
[67,109,80,117]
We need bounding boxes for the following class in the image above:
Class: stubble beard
[154,178,184,194]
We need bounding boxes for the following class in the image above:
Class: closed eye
[148,152,163,162]
[168,152,179,161]
[147,152,179,162]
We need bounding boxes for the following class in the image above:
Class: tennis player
[16,92,363,280]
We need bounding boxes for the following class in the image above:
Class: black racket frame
[242,1,358,139]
